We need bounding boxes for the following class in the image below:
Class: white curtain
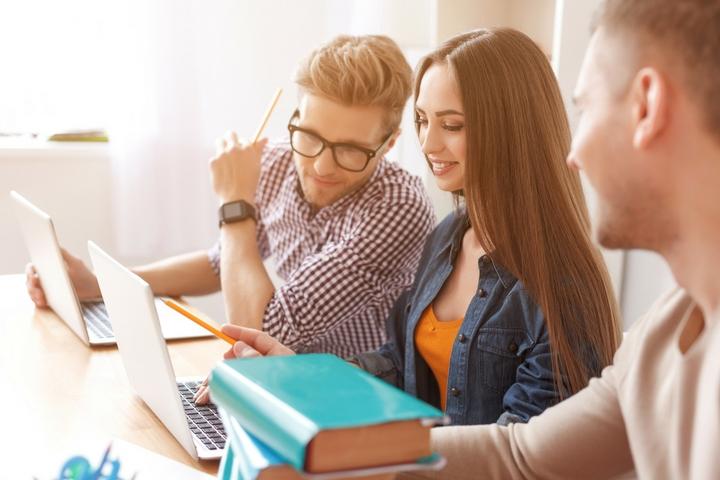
[106,1,207,258]
[104,0,373,260]
[1,0,436,262]
[0,0,111,133]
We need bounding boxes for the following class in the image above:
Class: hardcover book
[209,354,446,473]
[218,409,446,480]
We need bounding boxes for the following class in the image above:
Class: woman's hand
[193,325,294,405]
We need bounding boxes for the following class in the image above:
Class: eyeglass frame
[286,109,394,173]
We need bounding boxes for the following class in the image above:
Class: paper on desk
[37,438,215,480]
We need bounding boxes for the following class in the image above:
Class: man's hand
[25,248,101,307]
[209,131,268,206]
[193,324,294,405]
[26,263,48,307]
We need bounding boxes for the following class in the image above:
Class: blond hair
[415,28,622,398]
[594,0,720,138]
[295,35,412,132]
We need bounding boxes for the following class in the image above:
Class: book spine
[223,416,263,479]
[210,361,318,471]
[218,445,239,480]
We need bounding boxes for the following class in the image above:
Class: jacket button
[450,387,461,397]
[508,341,518,353]
[477,288,487,298]
[458,333,467,343]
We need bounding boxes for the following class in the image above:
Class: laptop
[89,240,226,460]
[10,190,212,346]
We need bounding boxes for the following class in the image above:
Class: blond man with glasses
[27,36,435,384]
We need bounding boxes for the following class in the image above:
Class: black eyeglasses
[287,110,393,172]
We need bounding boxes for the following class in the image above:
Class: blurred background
[0,0,674,326]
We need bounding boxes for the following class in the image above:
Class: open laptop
[89,240,226,460]
[10,190,212,346]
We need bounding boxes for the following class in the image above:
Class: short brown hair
[294,35,412,132]
[594,0,720,136]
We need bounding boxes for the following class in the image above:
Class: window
[0,1,112,136]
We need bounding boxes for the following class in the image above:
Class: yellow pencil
[161,297,235,345]
[252,87,283,143]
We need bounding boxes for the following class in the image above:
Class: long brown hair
[415,28,621,397]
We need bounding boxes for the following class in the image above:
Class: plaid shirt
[209,141,435,357]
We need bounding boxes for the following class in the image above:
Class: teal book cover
[217,408,447,480]
[209,354,446,472]
[218,413,289,479]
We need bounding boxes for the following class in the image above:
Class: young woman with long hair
[200,27,622,426]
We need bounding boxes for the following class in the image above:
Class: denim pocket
[476,328,533,393]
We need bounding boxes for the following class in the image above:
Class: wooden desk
[0,274,225,477]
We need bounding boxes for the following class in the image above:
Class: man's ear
[384,128,402,154]
[631,67,669,150]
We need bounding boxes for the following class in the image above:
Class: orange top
[414,304,464,411]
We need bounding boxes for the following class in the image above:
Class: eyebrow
[415,107,464,117]
[436,109,464,117]
[342,139,376,148]
[295,122,377,149]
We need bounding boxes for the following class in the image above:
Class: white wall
[0,141,227,321]
[0,143,113,271]
[508,0,556,54]
[622,251,676,324]
[435,0,508,44]
[552,0,626,300]
[1,0,676,327]
[432,0,555,54]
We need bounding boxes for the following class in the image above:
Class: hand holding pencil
[208,88,283,205]
[200,88,284,404]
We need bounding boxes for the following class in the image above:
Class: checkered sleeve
[207,219,270,277]
[262,191,435,349]
[208,240,221,276]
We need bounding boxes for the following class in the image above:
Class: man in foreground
[219,1,720,477]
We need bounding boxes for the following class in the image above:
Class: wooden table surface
[0,274,226,477]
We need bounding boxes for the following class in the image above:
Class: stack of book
[47,129,108,142]
[209,354,447,480]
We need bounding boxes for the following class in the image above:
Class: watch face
[220,201,255,226]
[224,202,244,217]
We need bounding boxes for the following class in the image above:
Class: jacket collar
[436,210,515,289]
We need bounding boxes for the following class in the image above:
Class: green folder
[209,354,446,472]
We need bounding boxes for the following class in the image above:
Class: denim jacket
[352,211,559,426]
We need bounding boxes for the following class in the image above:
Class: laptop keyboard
[177,381,226,451]
[82,301,114,339]
[80,303,226,450]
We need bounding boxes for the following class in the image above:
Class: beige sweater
[402,288,720,479]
